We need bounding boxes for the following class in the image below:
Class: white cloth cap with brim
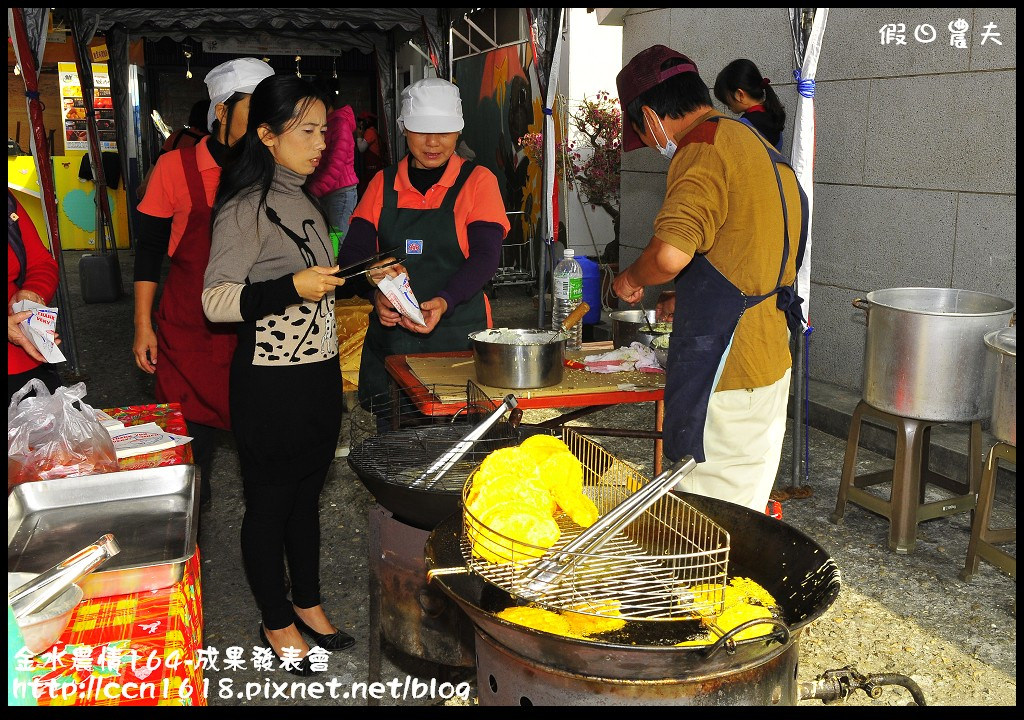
[204,58,275,131]
[397,78,465,134]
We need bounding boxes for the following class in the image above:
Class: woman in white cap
[132,57,274,510]
[339,78,510,407]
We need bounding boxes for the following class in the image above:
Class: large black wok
[425,491,841,680]
[349,423,553,530]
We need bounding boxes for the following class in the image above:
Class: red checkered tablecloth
[16,403,207,707]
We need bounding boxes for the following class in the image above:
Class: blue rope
[803,324,814,485]
[543,107,553,116]
[24,90,41,101]
[793,69,816,99]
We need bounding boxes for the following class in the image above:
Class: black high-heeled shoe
[258,623,314,677]
[293,615,356,651]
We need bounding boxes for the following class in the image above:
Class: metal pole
[10,7,83,375]
[791,329,806,488]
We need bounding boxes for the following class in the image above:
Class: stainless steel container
[8,465,199,599]
[984,325,1016,445]
[610,309,671,349]
[469,329,564,389]
[854,288,1015,422]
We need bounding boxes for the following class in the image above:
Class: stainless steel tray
[8,465,199,599]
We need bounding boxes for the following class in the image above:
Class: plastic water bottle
[552,248,583,351]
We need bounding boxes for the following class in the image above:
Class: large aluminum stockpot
[610,309,671,349]
[854,288,1015,422]
[984,326,1016,445]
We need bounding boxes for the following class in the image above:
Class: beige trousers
[675,368,792,512]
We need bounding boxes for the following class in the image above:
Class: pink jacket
[308,105,358,197]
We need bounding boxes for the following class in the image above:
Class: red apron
[154,145,236,429]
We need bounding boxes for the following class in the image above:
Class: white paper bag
[377,273,427,327]
[11,300,66,363]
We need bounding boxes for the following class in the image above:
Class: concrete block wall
[619,8,1016,392]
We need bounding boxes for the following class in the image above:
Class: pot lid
[984,325,1016,357]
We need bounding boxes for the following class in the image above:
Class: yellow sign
[91,44,109,62]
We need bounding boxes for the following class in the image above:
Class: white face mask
[645,111,677,160]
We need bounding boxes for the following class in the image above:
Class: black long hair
[714,59,786,135]
[187,99,211,130]
[213,74,328,224]
[210,91,246,140]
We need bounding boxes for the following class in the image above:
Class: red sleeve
[15,200,59,303]
[462,167,511,234]
[137,151,181,219]
[350,171,385,228]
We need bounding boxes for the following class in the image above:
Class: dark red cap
[357,110,377,122]
[616,45,700,152]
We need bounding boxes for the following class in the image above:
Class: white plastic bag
[7,380,119,491]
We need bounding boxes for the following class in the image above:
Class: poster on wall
[58,62,117,152]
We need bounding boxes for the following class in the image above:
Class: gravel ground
[49,252,1016,706]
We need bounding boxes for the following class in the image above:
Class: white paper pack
[377,272,427,327]
[11,300,67,363]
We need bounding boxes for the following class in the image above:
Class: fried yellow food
[518,434,574,462]
[562,600,627,635]
[466,472,555,516]
[476,446,541,483]
[729,576,777,608]
[553,489,599,528]
[537,450,584,495]
[711,603,775,642]
[496,606,578,637]
[470,501,560,563]
[675,633,713,647]
[467,436,599,563]
[688,583,748,616]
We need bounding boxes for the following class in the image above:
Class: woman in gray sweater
[203,74,352,676]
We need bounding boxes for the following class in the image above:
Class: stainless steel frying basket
[459,429,731,621]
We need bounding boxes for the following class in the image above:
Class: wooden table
[15,403,206,707]
[384,344,667,474]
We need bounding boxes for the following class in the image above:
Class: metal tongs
[412,394,519,490]
[333,250,406,281]
[515,457,698,599]
[9,533,121,619]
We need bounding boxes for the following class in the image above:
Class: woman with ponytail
[714,59,786,151]
[203,74,363,676]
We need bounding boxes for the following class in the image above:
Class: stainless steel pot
[984,326,1016,445]
[469,329,565,389]
[610,309,671,349]
[853,288,1015,422]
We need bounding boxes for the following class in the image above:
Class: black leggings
[240,464,330,630]
[185,421,217,504]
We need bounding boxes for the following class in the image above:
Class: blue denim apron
[663,117,808,463]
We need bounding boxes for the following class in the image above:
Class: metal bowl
[610,310,671,349]
[8,572,83,655]
[469,328,565,389]
[651,334,670,368]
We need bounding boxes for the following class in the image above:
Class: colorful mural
[454,44,545,279]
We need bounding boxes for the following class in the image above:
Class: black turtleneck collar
[207,137,228,167]
[407,160,448,195]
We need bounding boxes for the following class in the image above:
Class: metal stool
[830,400,982,553]
[961,442,1016,581]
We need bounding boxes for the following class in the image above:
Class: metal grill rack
[349,381,524,494]
[460,429,731,621]
[491,210,537,291]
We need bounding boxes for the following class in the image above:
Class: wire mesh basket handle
[414,394,518,489]
[516,456,698,598]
